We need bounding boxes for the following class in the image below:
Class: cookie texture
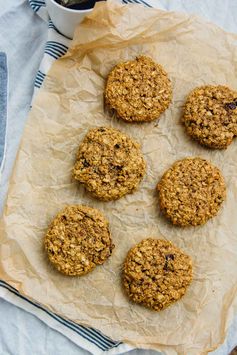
[73,127,146,201]
[105,56,172,122]
[182,85,237,149]
[157,157,226,227]
[123,238,193,311]
[44,205,114,276]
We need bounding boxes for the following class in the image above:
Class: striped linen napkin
[0,1,155,354]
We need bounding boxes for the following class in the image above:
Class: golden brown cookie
[123,238,193,311]
[157,157,226,227]
[73,127,146,201]
[44,205,114,276]
[182,85,237,149]
[105,56,172,122]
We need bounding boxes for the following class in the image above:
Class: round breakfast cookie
[182,85,237,149]
[105,56,172,122]
[73,127,146,201]
[157,157,226,227]
[123,238,193,311]
[44,205,114,276]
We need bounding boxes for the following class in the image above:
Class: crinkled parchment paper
[1,1,237,353]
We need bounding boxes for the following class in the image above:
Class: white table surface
[0,1,237,354]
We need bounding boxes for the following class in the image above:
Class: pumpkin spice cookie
[105,56,172,122]
[123,238,193,311]
[44,205,114,276]
[182,85,237,149]
[157,157,226,227]
[73,127,146,201]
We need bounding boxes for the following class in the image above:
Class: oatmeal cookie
[182,85,237,149]
[73,127,146,201]
[105,56,172,122]
[157,157,226,226]
[44,205,114,276]
[123,238,193,311]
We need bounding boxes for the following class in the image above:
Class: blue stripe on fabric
[35,77,44,84]
[129,0,142,4]
[34,82,41,88]
[29,0,45,6]
[36,70,46,77]
[0,280,121,350]
[36,70,46,79]
[44,42,68,59]
[48,20,56,29]
[136,0,152,7]
[34,79,44,88]
[77,324,119,348]
[123,0,151,7]
[48,21,62,34]
[32,5,41,12]
[47,41,69,51]
[45,42,68,57]
[45,46,65,57]
[35,69,46,87]
[45,44,67,56]
[29,0,45,12]
[44,49,62,60]
[34,79,43,87]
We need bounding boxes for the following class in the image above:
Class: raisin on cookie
[157,157,226,227]
[44,205,114,276]
[123,238,193,311]
[73,127,146,201]
[105,56,172,122]
[182,85,237,149]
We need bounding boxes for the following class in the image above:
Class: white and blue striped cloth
[0,280,123,353]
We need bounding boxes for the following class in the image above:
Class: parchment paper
[1,1,237,353]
